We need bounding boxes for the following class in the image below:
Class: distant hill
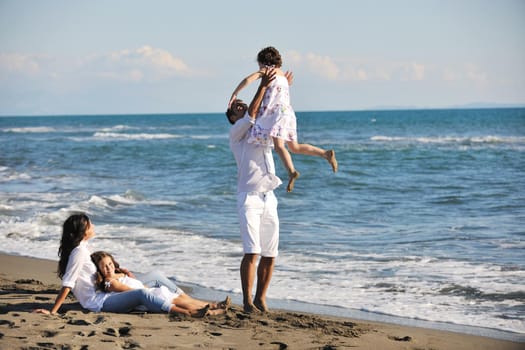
[449,102,525,109]
[369,102,525,111]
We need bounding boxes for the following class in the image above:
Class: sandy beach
[0,253,522,350]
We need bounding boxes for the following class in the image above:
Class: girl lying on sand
[91,251,230,317]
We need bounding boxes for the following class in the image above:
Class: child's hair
[90,251,124,291]
[58,213,91,279]
[257,46,282,68]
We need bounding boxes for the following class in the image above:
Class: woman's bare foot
[287,170,300,192]
[326,150,338,172]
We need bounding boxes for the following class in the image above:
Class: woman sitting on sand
[33,213,229,317]
[91,251,230,317]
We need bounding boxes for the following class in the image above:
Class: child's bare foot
[326,149,338,172]
[214,296,231,310]
[287,170,300,192]
[193,304,210,318]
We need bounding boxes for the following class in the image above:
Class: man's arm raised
[247,68,276,118]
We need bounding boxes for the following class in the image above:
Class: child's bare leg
[287,141,338,172]
[173,294,208,310]
[273,137,300,192]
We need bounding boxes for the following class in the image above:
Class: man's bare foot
[243,303,262,314]
[254,300,269,313]
[287,170,300,192]
[326,150,338,172]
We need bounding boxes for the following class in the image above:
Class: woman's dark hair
[90,251,124,291]
[57,213,91,279]
[257,46,282,68]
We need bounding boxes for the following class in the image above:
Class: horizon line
[1,105,525,118]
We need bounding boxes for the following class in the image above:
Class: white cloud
[465,63,488,83]
[0,53,42,76]
[411,63,425,81]
[396,62,426,81]
[286,50,303,65]
[82,45,194,82]
[285,51,430,82]
[441,64,488,83]
[442,68,458,81]
[304,53,340,80]
[113,45,190,74]
[341,66,369,81]
[0,46,196,84]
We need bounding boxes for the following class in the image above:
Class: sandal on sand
[287,170,300,192]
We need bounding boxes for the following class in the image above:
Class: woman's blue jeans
[101,289,171,313]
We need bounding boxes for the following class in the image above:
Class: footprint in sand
[93,315,106,324]
[67,319,91,326]
[103,327,133,337]
[104,328,118,337]
[0,320,15,327]
[388,335,412,342]
[14,279,43,285]
[118,326,132,337]
[123,340,141,349]
[270,341,288,349]
[41,330,58,338]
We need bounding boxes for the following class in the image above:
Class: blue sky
[1,0,524,115]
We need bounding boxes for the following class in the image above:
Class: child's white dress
[247,75,298,147]
[118,275,184,301]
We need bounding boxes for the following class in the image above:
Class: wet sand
[0,253,522,349]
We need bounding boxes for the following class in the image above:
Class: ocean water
[1,109,524,337]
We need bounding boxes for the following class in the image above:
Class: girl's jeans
[101,289,171,313]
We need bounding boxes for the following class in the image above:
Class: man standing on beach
[226,68,282,313]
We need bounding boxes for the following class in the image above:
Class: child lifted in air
[229,46,337,192]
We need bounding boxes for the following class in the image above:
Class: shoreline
[1,252,523,349]
[187,280,524,343]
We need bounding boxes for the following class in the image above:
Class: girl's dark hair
[90,251,124,291]
[58,213,91,279]
[257,46,282,68]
